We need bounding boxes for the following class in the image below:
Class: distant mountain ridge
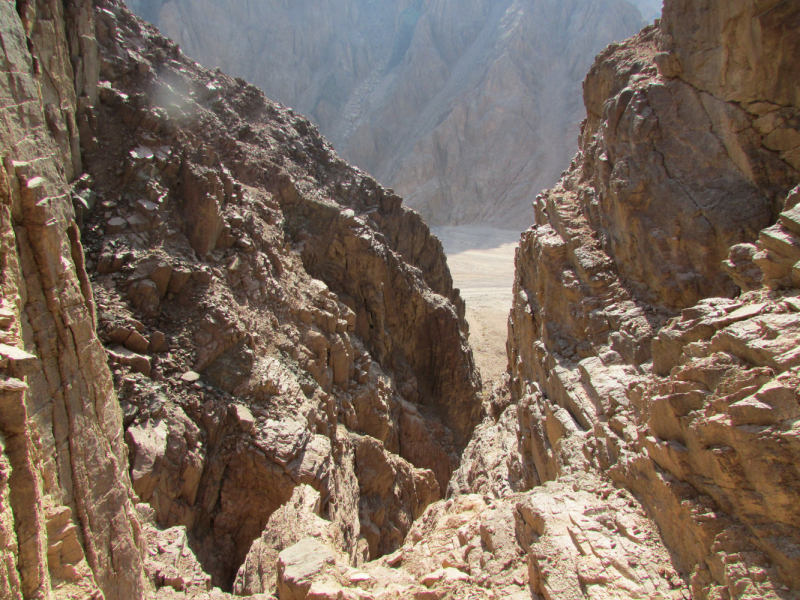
[125,0,648,227]
[629,0,663,21]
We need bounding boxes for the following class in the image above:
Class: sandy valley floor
[432,226,521,385]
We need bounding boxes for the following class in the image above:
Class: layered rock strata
[0,1,147,598]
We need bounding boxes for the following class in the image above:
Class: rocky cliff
[1,0,483,597]
[498,0,800,597]
[123,0,646,227]
[2,1,799,600]
[1,1,146,598]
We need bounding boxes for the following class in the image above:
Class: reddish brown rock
[124,330,150,353]
[0,2,147,598]
[502,1,800,598]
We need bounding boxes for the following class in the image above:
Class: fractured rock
[277,538,336,600]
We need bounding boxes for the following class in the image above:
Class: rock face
[233,484,337,597]
[0,1,148,599]
[0,0,482,597]
[123,0,646,227]
[2,0,800,600]
[227,475,687,600]
[500,0,800,597]
[77,0,483,592]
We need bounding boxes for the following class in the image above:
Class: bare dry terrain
[433,226,520,384]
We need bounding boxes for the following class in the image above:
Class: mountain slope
[2,1,798,599]
[124,0,645,227]
[0,0,482,595]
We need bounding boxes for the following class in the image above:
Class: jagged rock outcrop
[497,0,800,597]
[0,1,147,598]
[232,484,340,597]
[1,0,483,597]
[229,473,686,600]
[84,0,484,592]
[123,0,646,227]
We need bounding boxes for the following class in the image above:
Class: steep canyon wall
[1,0,483,597]
[1,2,147,598]
[497,0,800,597]
[1,1,799,600]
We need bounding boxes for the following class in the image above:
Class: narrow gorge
[0,1,798,600]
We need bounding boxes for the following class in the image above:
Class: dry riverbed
[433,226,520,385]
